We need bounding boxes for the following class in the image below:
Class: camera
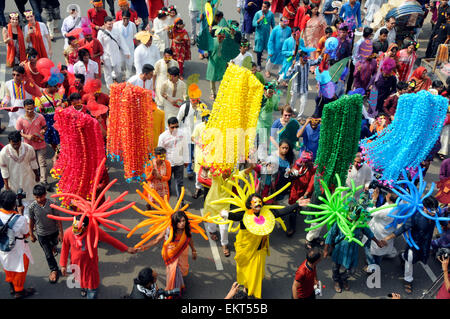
[156,287,181,299]
[16,188,26,207]
[436,247,450,260]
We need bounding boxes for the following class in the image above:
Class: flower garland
[48,158,134,259]
[200,64,264,174]
[51,107,105,206]
[360,90,448,184]
[107,82,155,183]
[314,94,363,195]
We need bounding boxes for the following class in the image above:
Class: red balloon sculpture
[47,158,135,258]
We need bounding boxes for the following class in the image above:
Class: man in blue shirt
[339,0,362,32]
[296,117,321,161]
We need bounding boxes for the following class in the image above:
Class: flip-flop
[222,245,230,257]
[334,282,342,293]
[209,232,219,241]
[49,270,59,284]
[404,281,413,295]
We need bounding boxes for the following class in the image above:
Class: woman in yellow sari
[220,193,309,298]
[140,210,197,294]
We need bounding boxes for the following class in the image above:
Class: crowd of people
[0,0,449,301]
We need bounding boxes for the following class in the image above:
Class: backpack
[0,214,20,252]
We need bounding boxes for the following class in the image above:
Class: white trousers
[122,55,134,80]
[103,62,122,88]
[290,92,307,118]
[306,223,324,242]
[265,60,281,75]
[403,249,414,283]
[206,222,229,246]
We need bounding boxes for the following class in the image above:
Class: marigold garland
[360,90,448,184]
[200,64,264,174]
[314,94,363,195]
[107,82,155,182]
[51,107,105,206]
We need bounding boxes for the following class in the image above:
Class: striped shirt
[286,58,321,94]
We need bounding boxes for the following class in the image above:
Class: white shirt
[97,28,130,67]
[24,22,50,57]
[177,101,202,142]
[0,210,33,272]
[113,20,137,64]
[231,52,254,67]
[160,79,187,124]
[346,163,373,197]
[127,74,153,90]
[134,43,161,75]
[0,143,38,201]
[154,58,179,105]
[158,129,190,166]
[373,26,396,46]
[73,59,99,80]
[61,14,82,49]
[2,80,32,127]
[368,203,397,257]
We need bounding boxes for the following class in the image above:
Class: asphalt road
[0,0,445,300]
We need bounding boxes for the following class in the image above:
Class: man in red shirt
[292,247,322,299]
[87,0,108,38]
[78,27,104,77]
[116,0,140,26]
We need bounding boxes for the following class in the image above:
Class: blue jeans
[0,0,6,27]
[168,165,184,199]
[29,0,43,22]
[187,144,194,174]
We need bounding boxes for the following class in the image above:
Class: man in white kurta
[97,17,130,88]
[0,197,34,297]
[346,153,373,198]
[113,13,137,79]
[160,68,187,124]
[0,133,39,206]
[61,4,82,50]
[154,52,180,106]
[133,36,161,76]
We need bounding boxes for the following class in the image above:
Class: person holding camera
[436,251,450,299]
[129,267,159,299]
[0,190,35,299]
[0,131,39,214]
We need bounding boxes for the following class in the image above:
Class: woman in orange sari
[169,18,191,77]
[140,210,197,295]
[2,13,26,67]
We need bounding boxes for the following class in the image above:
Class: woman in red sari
[283,0,301,28]
[408,66,432,92]
[2,13,26,67]
[140,210,197,295]
[396,40,418,82]
[169,18,191,77]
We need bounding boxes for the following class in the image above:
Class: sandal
[49,270,59,284]
[209,232,219,241]
[286,229,295,237]
[334,282,342,293]
[438,153,446,160]
[222,245,230,257]
[404,281,413,295]
[343,281,350,291]
[305,240,313,250]
[14,287,35,299]
[81,289,87,297]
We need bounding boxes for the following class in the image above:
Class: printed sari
[162,231,191,291]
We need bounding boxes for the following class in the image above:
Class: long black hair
[171,210,191,240]
[279,139,295,165]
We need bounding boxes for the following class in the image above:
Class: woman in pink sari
[396,40,418,82]
[303,3,327,52]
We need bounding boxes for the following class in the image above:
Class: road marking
[419,261,438,282]
[200,209,223,271]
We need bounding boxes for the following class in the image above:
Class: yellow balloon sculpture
[210,171,291,235]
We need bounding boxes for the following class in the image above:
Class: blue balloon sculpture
[386,167,450,249]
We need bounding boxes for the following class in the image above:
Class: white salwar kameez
[154,58,179,106]
[152,17,170,55]
[0,211,33,272]
[97,28,130,88]
[113,20,137,79]
[367,204,397,257]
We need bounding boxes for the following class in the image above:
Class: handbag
[197,166,211,188]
